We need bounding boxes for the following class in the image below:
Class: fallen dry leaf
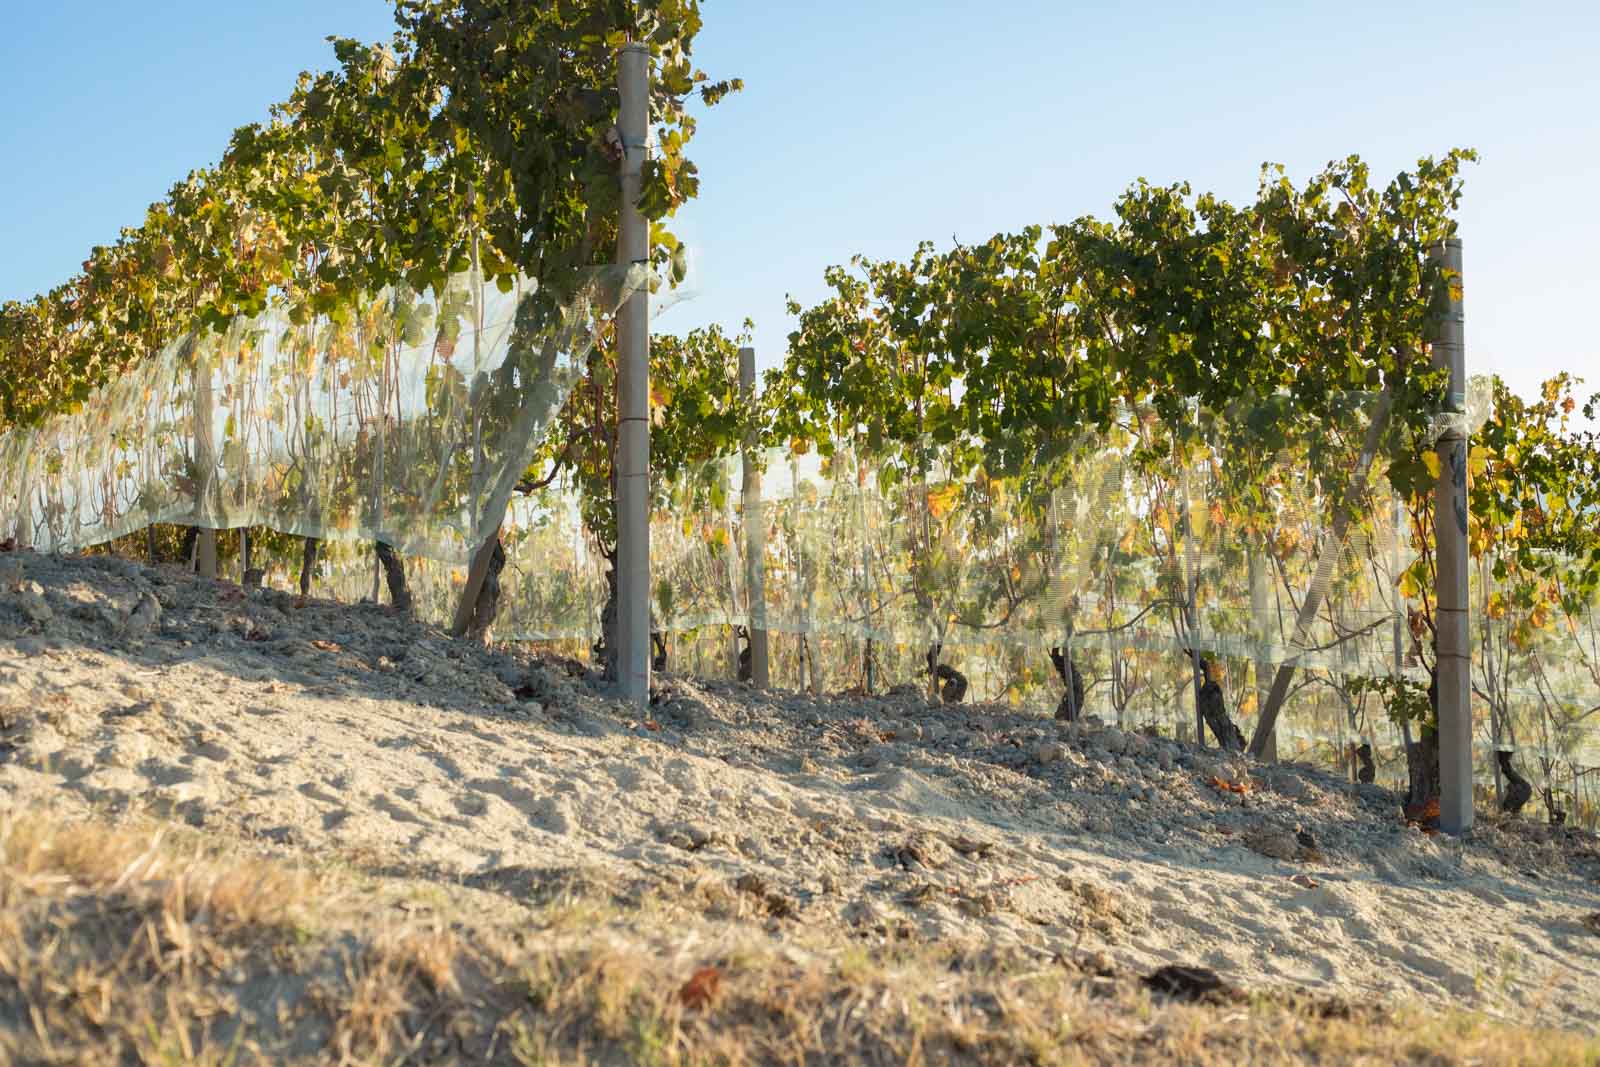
[1210,776,1251,795]
[1290,874,1320,889]
[679,966,722,1010]
[946,835,995,859]
[1403,796,1441,826]
[310,640,340,653]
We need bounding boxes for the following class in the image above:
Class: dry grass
[1,807,1595,1067]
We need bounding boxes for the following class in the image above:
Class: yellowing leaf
[1398,569,1420,600]
[1422,452,1442,480]
[926,483,960,520]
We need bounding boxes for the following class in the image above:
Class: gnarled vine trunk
[1405,668,1443,823]
[299,537,319,598]
[464,536,506,643]
[374,541,413,614]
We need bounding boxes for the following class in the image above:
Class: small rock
[155,780,214,809]
[1143,964,1242,1004]
[1156,747,1175,773]
[74,767,148,805]
[1081,950,1116,977]
[1266,773,1309,800]
[1243,826,1301,861]
[858,744,896,769]
[122,592,162,638]
[17,585,52,625]
[1034,741,1067,765]
[891,834,954,871]
[662,822,720,852]
[946,835,996,859]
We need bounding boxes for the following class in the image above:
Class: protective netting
[0,265,646,564]
[318,375,1598,814]
[4,306,1598,817]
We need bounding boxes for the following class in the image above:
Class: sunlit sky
[3,1,1597,411]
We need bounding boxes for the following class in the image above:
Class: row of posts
[161,46,1468,833]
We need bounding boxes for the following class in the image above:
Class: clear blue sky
[3,1,1597,409]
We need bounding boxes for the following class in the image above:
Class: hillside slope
[1,550,1597,1064]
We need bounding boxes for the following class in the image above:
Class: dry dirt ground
[1,549,1598,1065]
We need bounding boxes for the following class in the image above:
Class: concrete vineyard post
[192,343,219,579]
[739,347,771,687]
[615,42,651,705]
[12,429,35,550]
[1431,238,1473,835]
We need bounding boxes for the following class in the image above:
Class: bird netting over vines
[323,373,1597,773]
[4,274,1599,802]
[0,265,647,564]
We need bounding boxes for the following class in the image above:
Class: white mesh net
[0,264,646,563]
[4,313,1597,806]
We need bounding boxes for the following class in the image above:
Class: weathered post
[615,41,652,704]
[12,429,36,550]
[739,347,771,687]
[1431,238,1473,835]
[192,342,219,579]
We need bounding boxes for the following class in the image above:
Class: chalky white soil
[1,550,1597,1029]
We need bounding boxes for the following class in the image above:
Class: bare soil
[2,549,1597,1065]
